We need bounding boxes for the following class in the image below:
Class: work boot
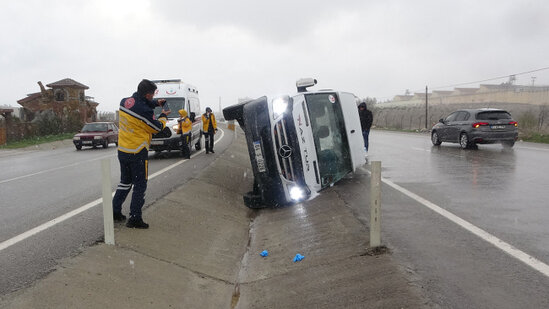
[113,212,126,222]
[126,217,149,229]
[210,150,215,153]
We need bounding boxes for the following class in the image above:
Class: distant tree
[33,110,62,135]
[539,103,548,132]
[361,97,377,105]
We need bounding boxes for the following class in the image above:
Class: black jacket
[358,103,373,131]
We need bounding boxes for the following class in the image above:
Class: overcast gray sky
[2,0,549,112]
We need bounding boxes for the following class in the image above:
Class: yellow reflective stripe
[120,106,163,132]
[117,141,149,154]
[145,160,148,180]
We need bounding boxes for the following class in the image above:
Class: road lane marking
[0,196,107,251]
[149,128,225,179]
[0,154,115,185]
[0,129,225,252]
[517,146,549,152]
[378,174,549,278]
[411,147,430,152]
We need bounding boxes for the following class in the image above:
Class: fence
[373,102,549,136]
[1,111,80,144]
[0,118,6,145]
[97,111,117,122]
[6,122,37,142]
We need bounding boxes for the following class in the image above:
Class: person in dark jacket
[201,107,217,154]
[112,79,169,229]
[358,102,373,152]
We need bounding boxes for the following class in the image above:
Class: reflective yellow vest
[202,113,217,132]
[117,93,167,154]
[177,109,192,134]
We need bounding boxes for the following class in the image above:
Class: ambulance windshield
[154,98,185,119]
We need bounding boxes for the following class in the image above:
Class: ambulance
[150,79,202,153]
[223,78,365,208]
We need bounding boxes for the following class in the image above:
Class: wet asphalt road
[0,127,233,296]
[366,129,549,308]
[2,126,549,307]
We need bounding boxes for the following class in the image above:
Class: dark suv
[73,122,119,150]
[431,108,518,149]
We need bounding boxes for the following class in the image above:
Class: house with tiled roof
[17,78,99,123]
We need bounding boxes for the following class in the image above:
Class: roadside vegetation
[372,127,549,144]
[373,127,425,134]
[0,133,75,149]
[521,133,549,144]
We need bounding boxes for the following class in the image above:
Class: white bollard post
[370,161,382,247]
[101,158,115,245]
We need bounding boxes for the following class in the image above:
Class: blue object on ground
[293,253,305,262]
[260,250,268,257]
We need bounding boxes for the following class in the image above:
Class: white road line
[379,174,549,278]
[0,129,225,252]
[0,154,115,185]
[517,145,549,152]
[149,128,225,179]
[0,197,107,251]
[411,147,430,152]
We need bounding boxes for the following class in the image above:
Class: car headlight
[73,136,80,140]
[289,186,305,201]
[94,136,102,140]
[172,124,179,131]
[272,97,289,119]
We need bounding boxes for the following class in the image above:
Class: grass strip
[0,133,75,149]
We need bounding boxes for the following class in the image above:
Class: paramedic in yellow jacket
[201,107,217,154]
[112,79,169,229]
[177,109,193,159]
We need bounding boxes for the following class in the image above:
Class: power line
[430,66,549,90]
[374,65,549,102]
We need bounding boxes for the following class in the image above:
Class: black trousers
[180,133,190,158]
[112,149,148,219]
[204,131,214,152]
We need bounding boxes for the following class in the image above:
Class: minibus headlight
[272,97,288,119]
[289,186,305,201]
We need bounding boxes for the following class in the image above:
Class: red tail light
[472,122,489,128]
[509,121,518,127]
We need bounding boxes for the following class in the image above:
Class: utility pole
[219,96,222,114]
[425,86,428,129]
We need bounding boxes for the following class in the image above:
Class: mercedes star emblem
[278,145,293,158]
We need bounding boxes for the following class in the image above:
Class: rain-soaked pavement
[0,129,234,296]
[3,127,549,307]
[363,129,549,308]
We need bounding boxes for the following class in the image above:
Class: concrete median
[0,131,426,308]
